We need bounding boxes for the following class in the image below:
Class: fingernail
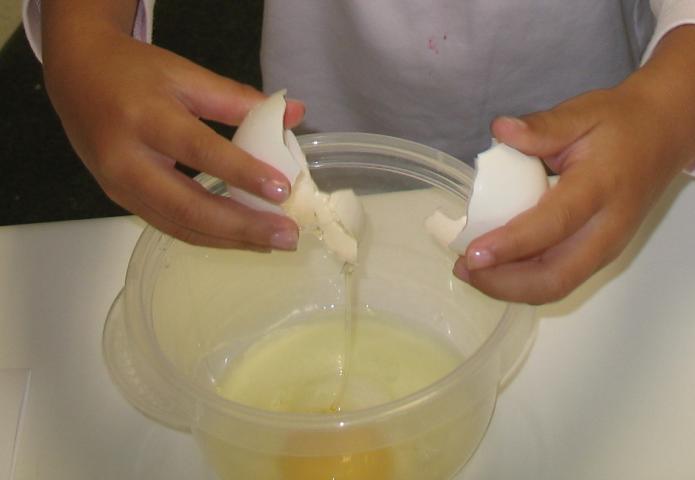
[453,264,470,282]
[270,229,298,251]
[286,97,306,109]
[467,248,495,270]
[284,99,306,127]
[500,116,527,129]
[262,179,290,203]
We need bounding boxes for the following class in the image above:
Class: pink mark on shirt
[427,36,439,54]
[428,34,449,54]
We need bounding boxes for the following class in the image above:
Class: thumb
[175,60,306,128]
[491,98,599,171]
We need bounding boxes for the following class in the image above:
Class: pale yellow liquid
[216,310,462,414]
[151,189,502,479]
[214,310,463,480]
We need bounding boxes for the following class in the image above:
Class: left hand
[453,27,695,304]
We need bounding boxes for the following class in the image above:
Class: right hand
[42,28,305,251]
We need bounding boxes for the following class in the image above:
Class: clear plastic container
[103,133,537,479]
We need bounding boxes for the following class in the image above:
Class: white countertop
[1,174,694,479]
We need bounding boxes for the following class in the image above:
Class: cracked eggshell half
[227,90,300,215]
[227,90,363,263]
[426,142,549,255]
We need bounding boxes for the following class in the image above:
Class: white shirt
[22,0,695,171]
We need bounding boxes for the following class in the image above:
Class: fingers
[464,168,604,270]
[118,59,305,250]
[148,64,306,207]
[453,210,623,304]
[283,99,306,129]
[142,109,292,203]
[170,63,265,126]
[106,181,272,251]
[45,33,306,253]
[454,84,684,304]
[491,93,604,172]
[456,93,613,303]
[104,149,299,250]
[171,61,306,128]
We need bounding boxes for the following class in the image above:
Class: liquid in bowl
[103,133,537,480]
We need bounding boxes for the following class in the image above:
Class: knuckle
[573,87,611,108]
[101,185,123,206]
[534,111,555,131]
[501,227,529,259]
[596,170,624,200]
[185,132,217,169]
[548,203,575,238]
[591,88,613,103]
[599,224,631,267]
[232,82,263,102]
[238,83,260,97]
[539,268,575,303]
[221,210,249,239]
[175,227,205,246]
[168,197,203,226]
[95,150,132,183]
[237,223,259,245]
[90,113,149,183]
[112,98,147,129]
[233,214,267,245]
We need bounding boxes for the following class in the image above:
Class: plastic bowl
[103,132,537,479]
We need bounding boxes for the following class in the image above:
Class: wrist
[41,1,137,77]
[41,25,134,120]
[42,21,128,84]
[623,25,695,171]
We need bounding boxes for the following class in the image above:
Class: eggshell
[425,210,467,249]
[426,142,549,255]
[227,90,364,263]
[232,89,302,184]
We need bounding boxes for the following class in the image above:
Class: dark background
[0,0,263,226]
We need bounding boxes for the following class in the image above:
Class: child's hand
[453,26,695,304]
[42,27,305,251]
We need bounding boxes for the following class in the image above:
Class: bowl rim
[120,132,523,430]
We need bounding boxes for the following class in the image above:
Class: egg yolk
[278,429,393,480]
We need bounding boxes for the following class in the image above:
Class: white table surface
[1,174,694,479]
